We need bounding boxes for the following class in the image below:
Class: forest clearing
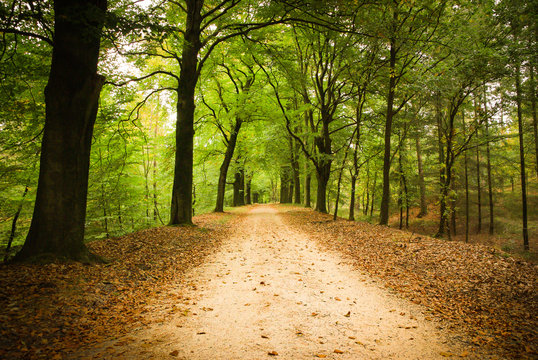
[1,0,538,359]
[1,205,536,359]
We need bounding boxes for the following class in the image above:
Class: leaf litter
[281,207,537,359]
[0,212,239,359]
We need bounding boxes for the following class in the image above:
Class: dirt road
[85,205,468,359]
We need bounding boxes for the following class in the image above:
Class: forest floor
[0,204,536,359]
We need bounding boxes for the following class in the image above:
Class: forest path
[91,205,467,359]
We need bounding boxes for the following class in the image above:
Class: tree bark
[483,86,494,235]
[463,110,470,243]
[474,96,482,233]
[239,168,245,206]
[169,0,202,225]
[280,166,291,204]
[15,0,107,262]
[349,175,356,221]
[415,134,427,217]
[315,167,330,213]
[246,177,252,205]
[515,61,530,250]
[291,137,301,204]
[379,34,397,225]
[370,171,377,217]
[529,43,538,177]
[450,168,457,236]
[364,162,370,215]
[215,119,243,211]
[233,171,241,207]
[304,171,311,207]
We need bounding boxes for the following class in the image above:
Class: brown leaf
[169,350,179,357]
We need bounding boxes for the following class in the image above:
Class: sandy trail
[90,205,466,359]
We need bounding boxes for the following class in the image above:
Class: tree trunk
[463,110,470,243]
[484,86,494,235]
[303,105,312,208]
[379,35,397,226]
[233,171,241,207]
[291,138,301,204]
[364,162,370,215]
[474,96,482,233]
[215,119,242,212]
[239,168,245,206]
[349,175,356,221]
[304,171,311,207]
[529,45,538,177]
[246,177,252,205]
[169,0,202,225]
[415,134,427,217]
[334,143,351,221]
[153,156,159,222]
[4,186,29,262]
[436,169,451,239]
[402,159,409,229]
[280,166,290,204]
[370,171,377,217]
[315,167,330,213]
[15,0,107,262]
[436,103,458,239]
[450,169,457,236]
[515,61,530,250]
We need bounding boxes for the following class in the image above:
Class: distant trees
[1,0,536,262]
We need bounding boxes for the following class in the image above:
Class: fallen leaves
[282,208,538,359]
[0,212,238,359]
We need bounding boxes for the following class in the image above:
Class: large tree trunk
[379,35,397,226]
[169,0,202,225]
[215,119,242,212]
[15,0,107,262]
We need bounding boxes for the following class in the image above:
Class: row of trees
[1,0,536,261]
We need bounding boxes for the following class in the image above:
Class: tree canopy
[1,0,537,261]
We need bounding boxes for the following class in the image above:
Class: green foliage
[1,0,536,252]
